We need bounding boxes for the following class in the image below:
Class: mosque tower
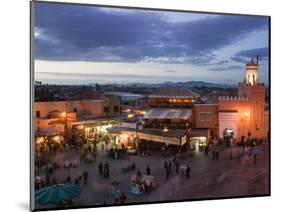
[245,57,259,85]
[238,57,266,138]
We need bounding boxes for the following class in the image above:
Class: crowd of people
[164,159,191,179]
[34,132,267,207]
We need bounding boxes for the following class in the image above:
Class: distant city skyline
[34,2,269,85]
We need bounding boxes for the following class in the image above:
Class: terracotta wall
[34,99,120,119]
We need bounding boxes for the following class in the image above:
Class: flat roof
[194,103,218,106]
[149,87,199,98]
[218,110,238,113]
[105,92,145,100]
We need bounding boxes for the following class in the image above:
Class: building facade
[148,87,199,108]
[34,98,121,137]
[193,61,269,141]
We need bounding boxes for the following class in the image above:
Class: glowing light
[53,135,60,143]
[128,114,134,118]
[140,110,146,115]
[78,125,84,130]
[163,127,169,132]
[36,137,44,144]
[245,112,250,117]
[61,112,66,117]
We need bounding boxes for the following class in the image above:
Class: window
[206,112,213,122]
[199,112,205,122]
[198,112,213,122]
[104,107,110,113]
[35,111,40,118]
[74,108,78,113]
[113,106,119,113]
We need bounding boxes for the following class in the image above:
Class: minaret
[238,58,265,138]
[245,57,258,85]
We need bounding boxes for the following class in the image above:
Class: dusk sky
[34,2,269,85]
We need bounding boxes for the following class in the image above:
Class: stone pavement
[35,143,269,209]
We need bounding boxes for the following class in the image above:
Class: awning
[188,128,210,137]
[36,127,64,136]
[143,108,192,120]
[137,129,187,146]
[107,126,136,134]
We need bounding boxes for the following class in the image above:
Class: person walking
[164,160,168,170]
[204,145,209,156]
[54,145,57,155]
[146,165,151,175]
[216,150,219,161]
[212,149,215,160]
[114,190,120,204]
[168,160,172,174]
[66,176,72,184]
[120,192,126,204]
[103,162,108,178]
[98,161,103,176]
[185,165,191,178]
[253,154,257,165]
[166,167,170,180]
[83,171,88,184]
[175,160,179,174]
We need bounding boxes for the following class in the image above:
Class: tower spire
[245,59,258,85]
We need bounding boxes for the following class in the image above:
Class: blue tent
[35,184,81,205]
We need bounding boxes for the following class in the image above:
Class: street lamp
[61,112,66,118]
[162,127,169,149]
[61,112,67,141]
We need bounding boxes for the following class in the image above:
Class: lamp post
[61,112,67,141]
[162,127,169,150]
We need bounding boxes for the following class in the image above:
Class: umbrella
[35,184,81,205]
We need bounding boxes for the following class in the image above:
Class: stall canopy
[36,127,64,136]
[137,128,187,146]
[107,126,136,134]
[187,128,210,137]
[143,108,192,120]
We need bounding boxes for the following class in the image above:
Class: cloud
[34,2,268,66]
[172,16,268,53]
[231,47,269,63]
[235,47,269,58]
[164,70,176,73]
[209,65,242,72]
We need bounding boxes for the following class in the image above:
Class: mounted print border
[30,1,271,211]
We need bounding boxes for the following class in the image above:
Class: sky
[33,2,269,85]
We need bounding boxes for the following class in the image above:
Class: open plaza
[34,140,269,209]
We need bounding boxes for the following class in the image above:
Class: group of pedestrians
[212,149,220,160]
[114,190,127,204]
[240,145,260,165]
[64,170,88,185]
[164,159,191,180]
[98,161,110,178]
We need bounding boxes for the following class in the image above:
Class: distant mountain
[126,81,236,88]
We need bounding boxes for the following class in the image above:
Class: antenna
[256,55,261,64]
